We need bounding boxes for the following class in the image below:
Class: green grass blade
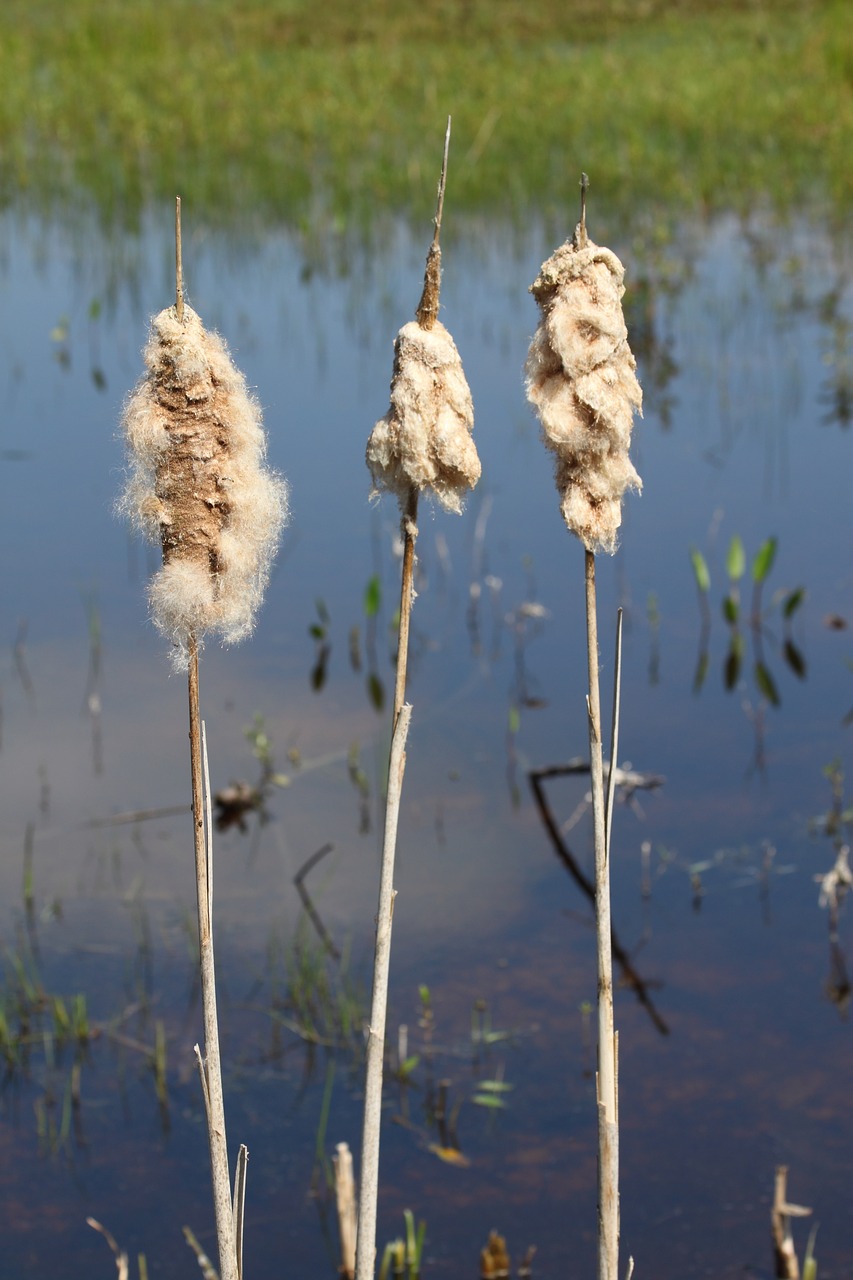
[689,547,711,594]
[726,535,746,581]
[751,536,777,582]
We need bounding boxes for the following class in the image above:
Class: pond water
[0,207,851,1279]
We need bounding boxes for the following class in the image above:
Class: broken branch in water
[771,1165,812,1280]
[529,765,669,1037]
[294,842,341,960]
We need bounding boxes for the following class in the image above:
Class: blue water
[0,208,851,1278]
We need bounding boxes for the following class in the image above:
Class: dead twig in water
[85,804,189,829]
[294,842,341,961]
[529,766,669,1037]
[183,1225,219,1280]
[771,1165,812,1280]
[87,1218,129,1280]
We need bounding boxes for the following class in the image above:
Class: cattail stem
[584,551,619,1280]
[604,608,624,857]
[393,487,419,725]
[355,702,413,1280]
[357,124,473,1280]
[188,635,238,1280]
[354,418,417,1280]
[356,122,446,1280]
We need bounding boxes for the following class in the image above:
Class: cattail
[366,316,480,516]
[117,200,285,1280]
[526,179,642,1280]
[355,119,479,1280]
[119,303,287,666]
[525,222,642,553]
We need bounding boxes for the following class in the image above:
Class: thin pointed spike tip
[433,115,452,245]
[416,119,452,330]
[175,196,184,323]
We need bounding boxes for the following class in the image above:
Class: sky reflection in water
[0,210,851,1278]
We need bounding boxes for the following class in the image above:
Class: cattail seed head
[118,304,288,667]
[366,318,481,516]
[526,231,642,554]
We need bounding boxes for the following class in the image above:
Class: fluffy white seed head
[118,304,288,668]
[525,232,642,554]
[366,319,481,515]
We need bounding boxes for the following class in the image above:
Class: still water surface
[0,209,851,1278]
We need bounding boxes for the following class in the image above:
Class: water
[0,208,851,1278]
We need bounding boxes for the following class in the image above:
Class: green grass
[1,0,851,231]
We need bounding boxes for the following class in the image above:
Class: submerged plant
[378,1210,427,1280]
[526,176,642,1280]
[689,533,805,705]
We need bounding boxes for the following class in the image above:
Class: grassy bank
[1,0,850,231]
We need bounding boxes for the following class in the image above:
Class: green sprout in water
[379,1211,426,1280]
[689,533,805,705]
[309,598,331,692]
[472,1078,514,1109]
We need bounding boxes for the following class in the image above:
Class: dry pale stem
[232,1144,248,1280]
[354,703,413,1280]
[358,124,475,1280]
[586,552,619,1280]
[188,637,238,1280]
[771,1166,812,1280]
[604,609,624,856]
[334,1142,358,1280]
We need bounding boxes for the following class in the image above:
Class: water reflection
[529,763,669,1037]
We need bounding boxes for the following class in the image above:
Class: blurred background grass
[1,0,850,231]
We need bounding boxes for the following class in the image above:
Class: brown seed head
[526,233,642,554]
[119,304,288,666]
[366,319,480,515]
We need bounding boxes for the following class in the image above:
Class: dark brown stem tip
[415,242,442,329]
[175,195,185,323]
[416,118,452,329]
[576,172,590,249]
